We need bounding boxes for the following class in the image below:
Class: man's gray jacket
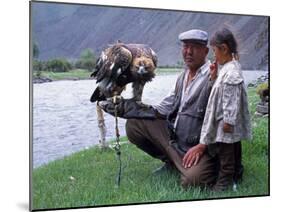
[153,61,213,154]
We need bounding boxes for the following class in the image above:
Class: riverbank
[32,68,182,83]
[32,87,269,210]
[32,69,91,83]
[32,68,267,86]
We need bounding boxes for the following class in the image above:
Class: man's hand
[223,122,234,133]
[182,143,206,168]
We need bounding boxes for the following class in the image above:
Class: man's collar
[185,60,211,75]
[199,60,211,75]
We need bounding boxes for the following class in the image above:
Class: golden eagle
[90,43,157,103]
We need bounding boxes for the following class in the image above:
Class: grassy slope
[39,69,91,81]
[32,88,268,210]
[33,68,181,82]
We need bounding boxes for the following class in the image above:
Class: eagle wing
[90,44,133,102]
[91,44,132,83]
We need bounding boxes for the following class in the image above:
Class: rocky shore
[33,76,53,84]
[247,72,269,117]
[247,72,269,87]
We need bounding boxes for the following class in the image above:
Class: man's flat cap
[178,29,208,45]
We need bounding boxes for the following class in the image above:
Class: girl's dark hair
[210,28,239,59]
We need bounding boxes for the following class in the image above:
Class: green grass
[32,88,268,210]
[35,69,92,81]
[33,68,181,81]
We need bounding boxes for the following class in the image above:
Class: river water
[32,71,267,168]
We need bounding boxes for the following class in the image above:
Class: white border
[1,0,279,211]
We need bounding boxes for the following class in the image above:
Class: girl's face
[211,44,232,65]
[211,46,224,65]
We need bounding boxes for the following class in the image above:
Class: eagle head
[130,56,156,81]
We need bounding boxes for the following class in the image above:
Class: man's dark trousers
[126,118,217,187]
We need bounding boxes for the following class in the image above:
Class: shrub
[45,58,72,72]
[256,82,268,95]
[256,82,269,102]
[33,42,39,59]
[33,59,44,72]
[75,48,96,71]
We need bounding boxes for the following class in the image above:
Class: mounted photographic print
[30,0,269,211]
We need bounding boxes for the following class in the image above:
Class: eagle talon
[107,95,123,104]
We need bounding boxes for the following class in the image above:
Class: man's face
[181,41,209,70]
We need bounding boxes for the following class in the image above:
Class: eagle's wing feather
[96,60,111,83]
[111,45,132,77]
[90,57,103,77]
[94,45,132,83]
[150,48,158,67]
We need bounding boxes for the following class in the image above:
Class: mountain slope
[32,2,269,70]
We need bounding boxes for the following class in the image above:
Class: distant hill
[31,2,269,70]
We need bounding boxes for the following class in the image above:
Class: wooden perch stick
[96,103,108,148]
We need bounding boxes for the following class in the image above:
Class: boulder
[256,102,268,114]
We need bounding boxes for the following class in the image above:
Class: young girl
[200,28,252,191]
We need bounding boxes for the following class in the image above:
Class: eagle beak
[137,66,148,74]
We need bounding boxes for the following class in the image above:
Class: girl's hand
[210,60,218,81]
[223,122,234,133]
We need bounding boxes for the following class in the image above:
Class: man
[99,29,217,187]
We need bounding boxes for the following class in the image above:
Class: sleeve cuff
[223,117,236,125]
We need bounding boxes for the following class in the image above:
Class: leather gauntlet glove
[98,97,163,120]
